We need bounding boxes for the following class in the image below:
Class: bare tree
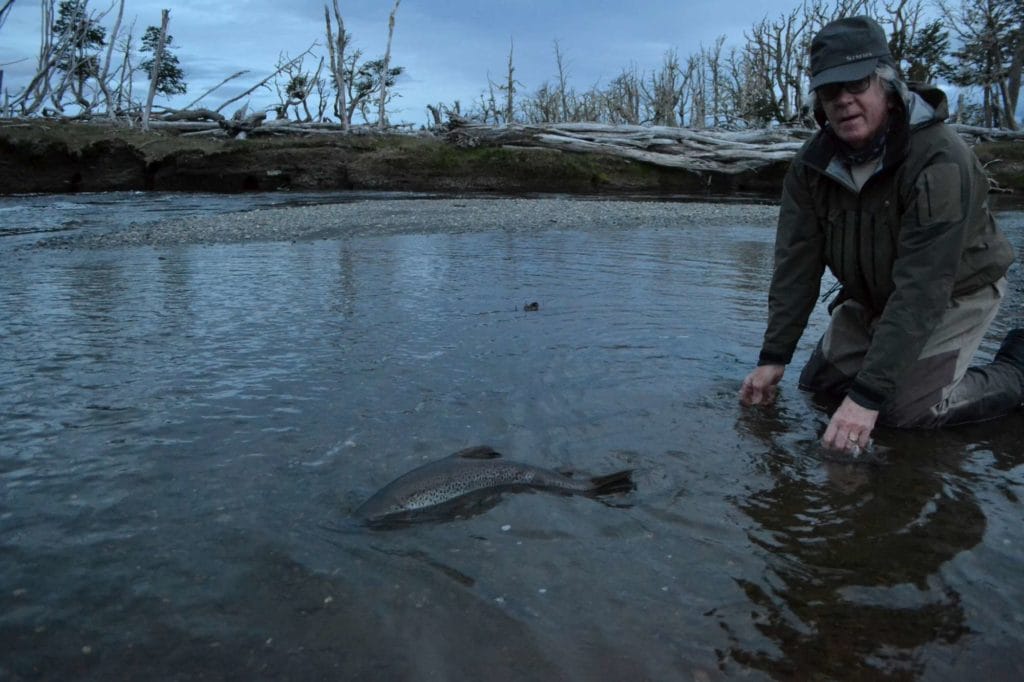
[141,8,168,130]
[96,0,124,119]
[705,35,728,126]
[274,52,324,121]
[523,81,560,123]
[501,38,519,124]
[574,82,605,121]
[477,82,500,124]
[110,20,135,117]
[53,0,113,112]
[312,71,330,120]
[741,6,813,125]
[377,0,400,129]
[605,64,642,124]
[644,50,682,126]
[12,0,103,115]
[324,0,348,128]
[553,40,571,122]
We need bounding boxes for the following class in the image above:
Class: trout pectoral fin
[451,445,502,460]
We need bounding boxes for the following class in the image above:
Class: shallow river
[2,192,1023,680]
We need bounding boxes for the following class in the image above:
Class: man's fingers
[740,381,770,406]
[739,380,755,405]
[823,424,870,456]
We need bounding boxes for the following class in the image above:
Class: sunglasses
[817,75,873,101]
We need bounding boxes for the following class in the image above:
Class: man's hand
[823,396,879,456]
[739,364,786,406]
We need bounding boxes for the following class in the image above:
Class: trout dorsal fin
[452,445,502,460]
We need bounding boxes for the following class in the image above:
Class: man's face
[820,75,893,151]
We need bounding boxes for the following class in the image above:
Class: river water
[2,192,1023,681]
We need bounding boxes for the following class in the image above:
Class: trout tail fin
[586,470,635,496]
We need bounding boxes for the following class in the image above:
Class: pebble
[34,198,779,250]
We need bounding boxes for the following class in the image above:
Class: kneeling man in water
[738,16,1024,455]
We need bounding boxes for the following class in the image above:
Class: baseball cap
[809,16,895,90]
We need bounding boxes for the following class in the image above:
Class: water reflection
[730,393,1013,678]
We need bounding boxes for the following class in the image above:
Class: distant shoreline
[0,119,790,197]
[3,120,1022,207]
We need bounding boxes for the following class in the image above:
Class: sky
[0,0,807,125]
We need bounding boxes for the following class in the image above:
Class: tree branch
[215,45,315,114]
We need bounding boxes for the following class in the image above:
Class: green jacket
[758,83,1015,410]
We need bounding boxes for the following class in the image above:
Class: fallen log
[159,108,226,123]
[444,118,1021,175]
[148,120,221,131]
[949,124,1024,142]
[218,110,268,138]
[446,119,812,174]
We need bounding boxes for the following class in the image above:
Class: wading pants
[798,278,1023,428]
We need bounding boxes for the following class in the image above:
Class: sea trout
[355,445,634,526]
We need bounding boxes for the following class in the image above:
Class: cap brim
[810,59,878,90]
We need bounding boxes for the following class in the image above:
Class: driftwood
[172,118,407,138]
[160,108,225,123]
[442,118,1024,175]
[150,120,223,131]
[948,124,1024,143]
[445,118,813,174]
[218,110,267,138]
[168,110,267,137]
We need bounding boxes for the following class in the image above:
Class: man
[739,15,1024,456]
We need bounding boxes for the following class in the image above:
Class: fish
[355,445,634,527]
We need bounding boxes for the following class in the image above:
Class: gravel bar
[35,197,781,249]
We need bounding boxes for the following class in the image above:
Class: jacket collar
[802,83,945,188]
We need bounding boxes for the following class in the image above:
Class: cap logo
[845,52,873,61]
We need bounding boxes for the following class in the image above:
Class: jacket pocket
[916,162,963,225]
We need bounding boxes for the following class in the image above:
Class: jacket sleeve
[847,140,973,409]
[758,162,827,366]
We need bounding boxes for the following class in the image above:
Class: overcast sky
[0,0,802,124]
[1,0,859,125]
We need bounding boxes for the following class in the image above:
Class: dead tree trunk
[97,0,125,120]
[16,1,59,116]
[554,40,570,122]
[114,23,135,117]
[378,0,400,130]
[504,38,516,124]
[325,0,349,130]
[141,9,169,130]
